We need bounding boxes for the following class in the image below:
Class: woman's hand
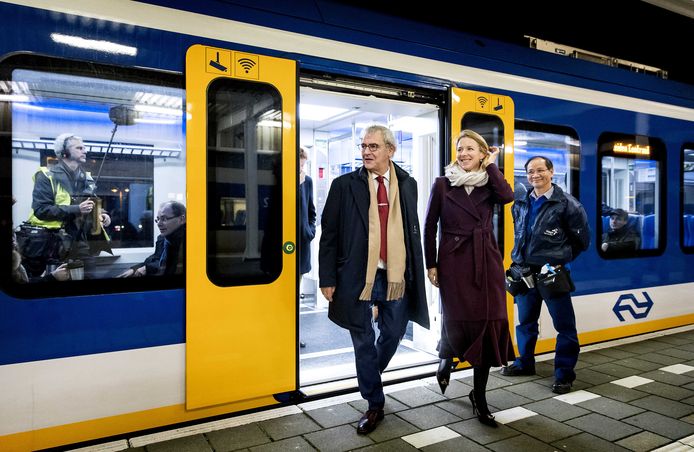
[486,146,501,167]
[427,267,439,287]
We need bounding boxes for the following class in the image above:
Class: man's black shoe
[500,363,535,376]
[552,380,572,394]
[356,409,384,434]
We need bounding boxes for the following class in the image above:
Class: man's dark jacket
[511,184,590,266]
[319,164,430,333]
[138,224,186,276]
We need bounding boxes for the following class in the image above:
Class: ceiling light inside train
[133,104,183,117]
[50,33,137,56]
[300,104,348,121]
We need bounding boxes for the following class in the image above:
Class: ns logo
[612,292,654,322]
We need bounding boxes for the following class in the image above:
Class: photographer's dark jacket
[28,160,109,256]
[511,184,590,267]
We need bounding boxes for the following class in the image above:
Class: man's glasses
[357,143,382,152]
[527,169,549,176]
[155,215,180,223]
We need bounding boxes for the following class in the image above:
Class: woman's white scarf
[359,161,406,301]
[445,161,488,194]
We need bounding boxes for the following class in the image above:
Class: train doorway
[297,79,443,390]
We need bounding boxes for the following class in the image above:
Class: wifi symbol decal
[477,96,488,108]
[238,58,256,73]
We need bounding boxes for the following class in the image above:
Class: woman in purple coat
[424,129,515,427]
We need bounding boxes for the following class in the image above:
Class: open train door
[449,87,516,321]
[186,45,297,409]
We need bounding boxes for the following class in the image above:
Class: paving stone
[493,372,542,385]
[577,396,645,419]
[486,387,533,410]
[552,432,631,452]
[420,435,489,452]
[395,404,462,430]
[448,418,519,445]
[637,353,684,366]
[641,370,694,386]
[638,381,694,401]
[573,368,620,385]
[590,363,641,379]
[652,336,694,346]
[503,381,556,401]
[565,413,642,441]
[437,378,473,399]
[249,436,315,452]
[588,382,649,402]
[522,398,591,422]
[630,395,694,418]
[387,385,448,408]
[614,357,665,372]
[357,438,418,451]
[616,342,665,354]
[506,413,581,442]
[435,398,477,420]
[486,433,560,452]
[659,348,694,361]
[349,395,409,414]
[303,424,372,451]
[593,348,637,360]
[303,402,363,428]
[671,343,694,353]
[146,435,213,452]
[366,414,420,443]
[615,431,672,452]
[579,351,617,365]
[680,413,694,424]
[623,411,694,440]
[257,413,321,440]
[206,424,271,451]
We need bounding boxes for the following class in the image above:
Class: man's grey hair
[53,133,80,160]
[363,124,397,150]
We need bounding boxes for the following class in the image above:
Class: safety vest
[27,167,73,229]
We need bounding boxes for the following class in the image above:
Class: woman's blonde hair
[454,129,490,158]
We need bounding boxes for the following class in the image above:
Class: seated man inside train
[118,201,186,277]
[601,208,640,255]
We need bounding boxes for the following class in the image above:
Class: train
[1,1,693,450]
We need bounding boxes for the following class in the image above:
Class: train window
[514,121,580,198]
[682,144,694,252]
[598,133,666,258]
[3,55,184,295]
[206,79,283,286]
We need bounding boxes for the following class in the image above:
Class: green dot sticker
[283,241,295,254]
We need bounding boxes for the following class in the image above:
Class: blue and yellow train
[1,1,693,450]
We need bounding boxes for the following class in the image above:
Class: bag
[15,224,69,261]
[536,266,575,299]
[505,268,528,296]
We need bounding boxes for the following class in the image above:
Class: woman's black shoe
[469,391,498,427]
[436,358,453,394]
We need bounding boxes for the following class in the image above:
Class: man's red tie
[376,175,388,262]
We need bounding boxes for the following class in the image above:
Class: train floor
[71,325,694,452]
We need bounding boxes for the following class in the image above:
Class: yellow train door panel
[186,45,297,409]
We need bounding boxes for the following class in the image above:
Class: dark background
[332,0,694,86]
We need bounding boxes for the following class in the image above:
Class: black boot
[436,358,453,394]
[469,390,497,427]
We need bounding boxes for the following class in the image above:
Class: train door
[449,87,516,323]
[297,77,443,389]
[185,45,297,409]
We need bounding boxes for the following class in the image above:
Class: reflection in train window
[206,79,283,286]
[8,63,185,284]
[682,144,694,251]
[598,133,665,257]
[514,121,580,198]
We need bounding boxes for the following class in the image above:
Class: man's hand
[101,213,111,227]
[79,199,95,214]
[321,286,335,302]
[427,267,439,287]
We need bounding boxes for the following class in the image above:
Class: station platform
[71,325,694,452]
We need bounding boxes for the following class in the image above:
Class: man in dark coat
[299,146,316,348]
[319,125,429,435]
[119,201,186,277]
[501,156,590,395]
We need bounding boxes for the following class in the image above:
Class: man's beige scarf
[359,161,406,301]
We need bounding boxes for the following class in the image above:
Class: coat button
[454,236,459,241]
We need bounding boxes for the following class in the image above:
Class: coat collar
[445,182,489,220]
[349,162,409,230]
